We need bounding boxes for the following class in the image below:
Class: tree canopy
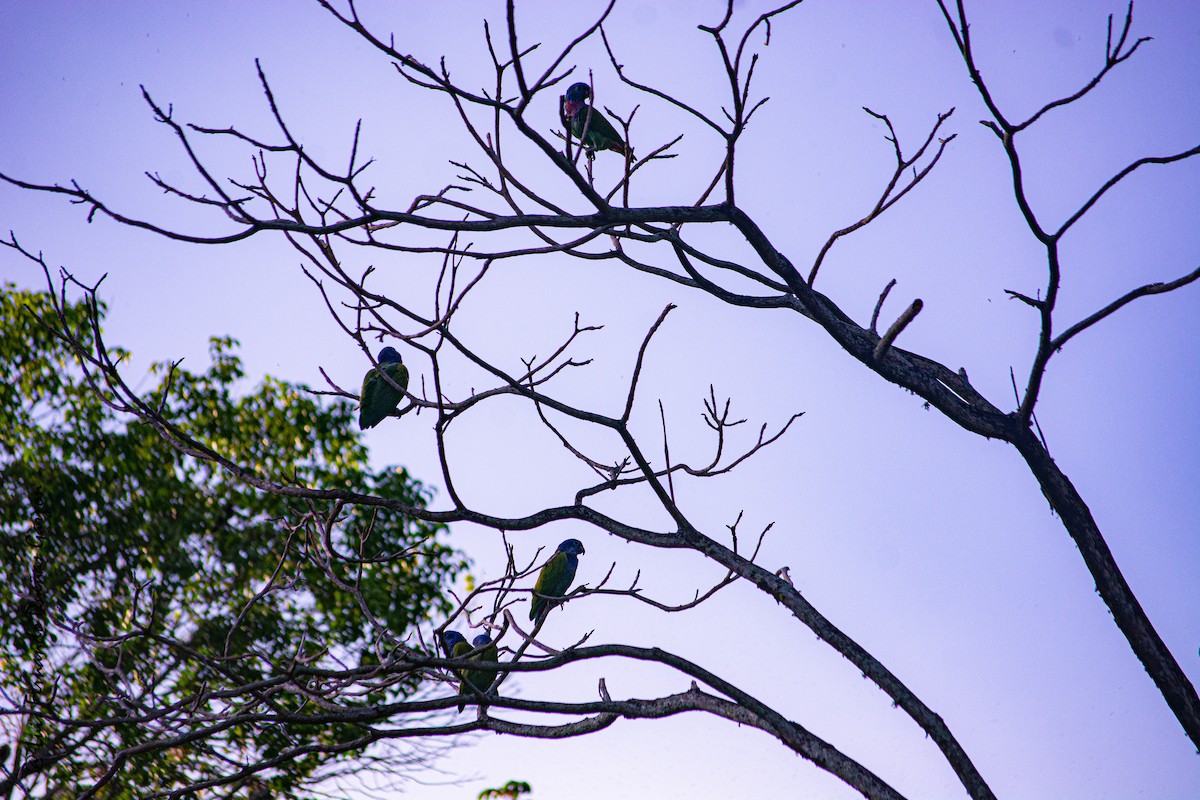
[0,287,464,798]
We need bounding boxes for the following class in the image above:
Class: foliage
[478,780,533,800]
[0,286,465,798]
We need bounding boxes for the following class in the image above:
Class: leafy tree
[0,287,464,798]
[478,780,532,800]
[1,2,1198,799]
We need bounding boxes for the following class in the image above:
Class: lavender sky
[2,1,1198,798]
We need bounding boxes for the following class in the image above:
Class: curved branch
[1012,2,1152,133]
[1056,145,1200,238]
[808,107,956,286]
[1049,264,1200,354]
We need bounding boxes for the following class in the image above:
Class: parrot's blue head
[441,630,468,655]
[557,538,586,556]
[378,346,403,363]
[565,82,591,104]
[472,634,493,647]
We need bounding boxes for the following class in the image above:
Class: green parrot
[530,538,586,623]
[459,633,500,712]
[440,630,472,711]
[564,82,630,157]
[358,346,408,430]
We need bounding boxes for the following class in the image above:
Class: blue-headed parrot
[358,346,409,430]
[440,630,472,711]
[564,83,630,157]
[530,538,586,623]
[459,633,500,711]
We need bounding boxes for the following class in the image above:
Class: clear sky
[2,1,1199,799]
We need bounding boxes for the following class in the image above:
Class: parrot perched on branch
[530,538,586,623]
[564,82,630,157]
[440,630,472,711]
[442,630,500,711]
[358,346,408,430]
[460,634,500,711]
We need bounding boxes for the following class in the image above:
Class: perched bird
[563,83,629,157]
[358,346,409,430]
[530,538,586,623]
[459,633,500,711]
[440,630,472,711]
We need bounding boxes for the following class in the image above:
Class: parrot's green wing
[358,361,409,430]
[451,640,472,658]
[572,107,628,156]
